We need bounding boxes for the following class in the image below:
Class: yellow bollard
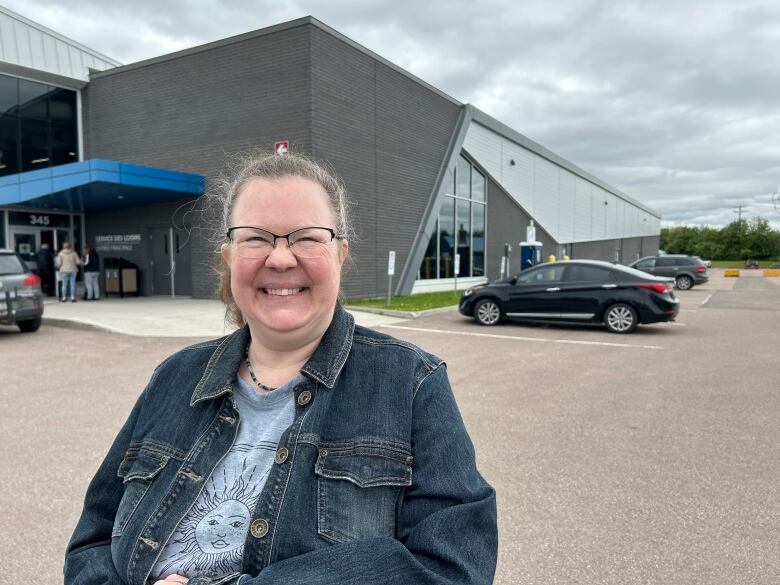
[563,255,570,261]
[548,255,556,263]
[724,269,740,277]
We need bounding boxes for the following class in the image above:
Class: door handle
[546,287,560,292]
[601,284,617,289]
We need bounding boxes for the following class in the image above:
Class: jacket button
[297,390,312,405]
[274,447,289,464]
[250,518,269,538]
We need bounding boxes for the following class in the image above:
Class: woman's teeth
[265,288,303,296]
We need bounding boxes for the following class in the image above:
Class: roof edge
[468,105,660,219]
[0,5,122,67]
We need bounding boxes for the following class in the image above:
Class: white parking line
[701,293,713,306]
[382,325,664,350]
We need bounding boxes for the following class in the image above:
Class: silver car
[0,249,44,332]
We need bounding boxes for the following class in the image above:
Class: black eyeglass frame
[226,226,344,249]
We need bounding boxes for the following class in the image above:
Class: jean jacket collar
[190,305,355,405]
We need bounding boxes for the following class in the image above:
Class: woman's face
[221,176,348,346]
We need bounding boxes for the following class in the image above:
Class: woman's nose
[264,241,298,269]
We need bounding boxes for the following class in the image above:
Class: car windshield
[0,254,25,275]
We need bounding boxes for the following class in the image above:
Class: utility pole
[733,204,747,226]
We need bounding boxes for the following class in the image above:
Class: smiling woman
[64,152,498,585]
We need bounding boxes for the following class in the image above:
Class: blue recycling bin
[519,242,542,271]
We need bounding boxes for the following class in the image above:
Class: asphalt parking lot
[1,271,778,584]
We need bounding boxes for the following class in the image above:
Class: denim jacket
[65,307,498,585]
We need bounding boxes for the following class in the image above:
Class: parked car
[744,259,759,269]
[459,260,679,334]
[0,249,44,332]
[629,254,708,290]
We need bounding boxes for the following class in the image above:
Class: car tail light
[23,274,41,287]
[696,265,706,272]
[638,282,673,294]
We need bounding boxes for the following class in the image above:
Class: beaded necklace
[245,339,278,392]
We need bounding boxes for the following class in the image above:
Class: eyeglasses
[226,226,342,259]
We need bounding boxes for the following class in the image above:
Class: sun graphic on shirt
[154,458,267,578]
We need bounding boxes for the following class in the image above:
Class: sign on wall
[95,233,141,252]
[274,140,289,155]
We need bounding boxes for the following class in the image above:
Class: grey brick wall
[486,176,557,278]
[309,27,461,298]
[83,25,313,298]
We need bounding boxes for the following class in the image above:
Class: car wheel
[604,303,637,334]
[675,275,693,290]
[474,299,501,326]
[17,316,42,333]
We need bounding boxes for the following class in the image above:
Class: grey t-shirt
[150,374,298,580]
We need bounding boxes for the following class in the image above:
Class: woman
[56,242,82,302]
[65,153,497,585]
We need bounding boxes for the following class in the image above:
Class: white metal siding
[0,7,119,81]
[464,120,658,243]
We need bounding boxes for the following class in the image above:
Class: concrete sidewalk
[42,296,406,337]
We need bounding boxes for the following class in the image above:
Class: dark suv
[0,249,44,332]
[629,254,709,290]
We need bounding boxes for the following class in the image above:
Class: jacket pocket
[314,440,412,544]
[111,446,171,538]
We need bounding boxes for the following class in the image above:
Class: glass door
[9,228,39,271]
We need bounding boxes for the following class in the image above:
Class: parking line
[382,325,664,350]
[701,293,713,306]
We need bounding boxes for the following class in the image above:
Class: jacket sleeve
[228,364,498,585]
[64,388,146,585]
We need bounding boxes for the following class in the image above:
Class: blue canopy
[0,159,205,212]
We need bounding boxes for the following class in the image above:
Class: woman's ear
[338,239,349,266]
[220,243,232,266]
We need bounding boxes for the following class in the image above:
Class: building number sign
[30,214,51,226]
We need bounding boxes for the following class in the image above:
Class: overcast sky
[6,0,780,228]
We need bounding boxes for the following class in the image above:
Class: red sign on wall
[274,140,289,155]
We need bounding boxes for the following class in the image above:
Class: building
[0,7,660,299]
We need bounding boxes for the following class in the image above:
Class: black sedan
[459,260,679,334]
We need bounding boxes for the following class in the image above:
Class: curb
[43,316,121,334]
[345,305,458,319]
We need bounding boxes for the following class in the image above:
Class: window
[563,265,613,282]
[418,154,488,280]
[517,265,565,283]
[0,74,78,176]
[656,257,676,267]
[635,258,655,269]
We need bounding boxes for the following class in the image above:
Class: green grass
[710,259,779,268]
[346,289,465,311]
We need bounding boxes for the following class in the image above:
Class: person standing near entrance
[83,244,101,300]
[36,243,55,296]
[55,242,82,302]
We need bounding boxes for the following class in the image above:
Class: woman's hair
[209,151,354,327]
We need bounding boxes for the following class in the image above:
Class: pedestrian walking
[36,243,56,296]
[83,244,101,300]
[55,242,82,302]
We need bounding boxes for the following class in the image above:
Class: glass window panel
[456,198,471,277]
[417,217,438,280]
[438,196,455,278]
[0,114,20,176]
[471,168,486,202]
[563,265,613,282]
[456,155,471,198]
[18,80,49,119]
[472,203,485,277]
[20,117,50,171]
[444,166,455,196]
[0,74,19,115]
[49,88,77,124]
[51,122,78,165]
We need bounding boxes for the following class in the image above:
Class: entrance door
[150,227,192,296]
[150,228,173,296]
[9,228,39,271]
